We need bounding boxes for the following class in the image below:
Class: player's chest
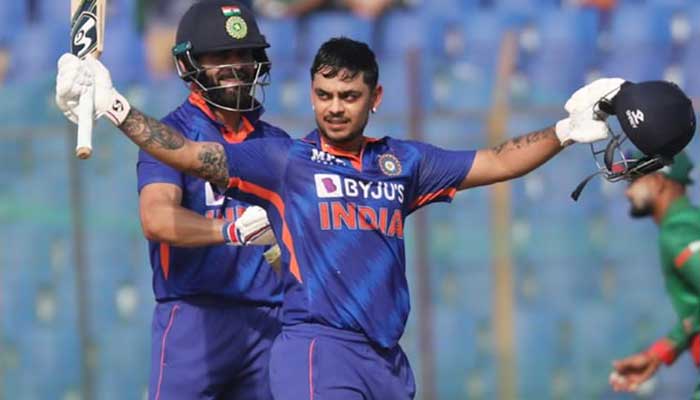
[285,147,414,209]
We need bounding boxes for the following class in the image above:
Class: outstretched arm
[459,125,562,189]
[457,78,626,190]
[120,108,230,188]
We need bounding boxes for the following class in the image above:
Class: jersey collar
[302,130,382,171]
[188,92,262,144]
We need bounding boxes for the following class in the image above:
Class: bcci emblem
[226,16,248,39]
[378,154,402,176]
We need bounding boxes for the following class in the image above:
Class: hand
[55,53,130,126]
[222,206,276,246]
[609,351,661,392]
[555,77,625,145]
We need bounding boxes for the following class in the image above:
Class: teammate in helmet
[608,151,700,399]
[59,1,290,399]
[571,80,695,200]
[172,0,271,112]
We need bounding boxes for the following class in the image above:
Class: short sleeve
[407,141,475,212]
[136,116,186,192]
[224,137,293,203]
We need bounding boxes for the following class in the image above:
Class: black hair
[310,37,379,89]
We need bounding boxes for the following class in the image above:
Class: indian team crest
[378,154,402,176]
[226,16,248,39]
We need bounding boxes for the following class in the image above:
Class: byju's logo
[625,109,645,128]
[314,174,343,198]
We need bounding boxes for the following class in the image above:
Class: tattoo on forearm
[492,126,556,154]
[191,143,229,189]
[119,108,229,188]
[120,108,185,150]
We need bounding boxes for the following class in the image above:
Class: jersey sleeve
[648,235,700,365]
[223,137,293,206]
[406,141,476,213]
[136,116,185,192]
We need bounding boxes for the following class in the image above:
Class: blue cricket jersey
[223,129,475,348]
[137,93,288,304]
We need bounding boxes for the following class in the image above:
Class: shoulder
[255,120,291,139]
[161,101,203,139]
[660,216,700,254]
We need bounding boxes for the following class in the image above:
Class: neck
[653,189,685,225]
[213,107,242,131]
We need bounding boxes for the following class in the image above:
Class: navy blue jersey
[223,130,475,347]
[137,93,289,304]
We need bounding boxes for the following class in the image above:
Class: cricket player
[55,36,694,399]
[88,1,287,399]
[608,152,700,398]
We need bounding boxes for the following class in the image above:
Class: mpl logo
[625,109,644,129]
[311,149,345,166]
[314,174,343,198]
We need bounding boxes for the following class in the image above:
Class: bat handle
[76,82,94,159]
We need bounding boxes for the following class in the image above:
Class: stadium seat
[601,5,673,81]
[376,57,433,115]
[526,9,599,105]
[376,11,428,57]
[300,12,373,62]
[0,1,28,44]
[257,17,299,61]
[6,24,69,83]
[680,5,700,97]
[101,20,147,86]
[95,326,150,400]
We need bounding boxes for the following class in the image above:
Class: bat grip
[76,82,94,159]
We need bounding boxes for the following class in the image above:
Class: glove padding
[555,77,625,145]
[55,53,130,126]
[223,206,276,246]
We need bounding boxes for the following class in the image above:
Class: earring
[371,107,377,114]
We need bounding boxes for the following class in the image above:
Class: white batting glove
[221,206,276,246]
[555,77,625,145]
[55,53,131,126]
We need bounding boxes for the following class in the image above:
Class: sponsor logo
[313,174,405,203]
[314,174,343,198]
[625,109,644,128]
[311,149,346,166]
[71,13,97,58]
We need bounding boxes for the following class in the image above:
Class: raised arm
[55,53,230,188]
[121,108,230,188]
[458,77,626,190]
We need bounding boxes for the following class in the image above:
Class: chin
[321,127,353,143]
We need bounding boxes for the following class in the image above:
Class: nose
[329,97,344,114]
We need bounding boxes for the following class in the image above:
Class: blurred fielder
[55,34,694,398]
[608,152,700,397]
[65,1,288,399]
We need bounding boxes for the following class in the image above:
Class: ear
[371,84,384,112]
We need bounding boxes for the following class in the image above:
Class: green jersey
[648,196,700,393]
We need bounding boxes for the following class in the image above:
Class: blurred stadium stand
[2,1,700,399]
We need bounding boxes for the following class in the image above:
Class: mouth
[325,119,350,129]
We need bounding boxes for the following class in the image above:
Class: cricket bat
[70,0,106,159]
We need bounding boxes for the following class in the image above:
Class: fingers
[609,370,634,392]
[57,53,80,69]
